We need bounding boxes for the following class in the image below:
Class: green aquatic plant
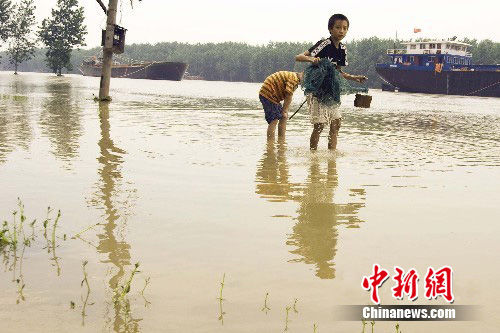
[217,273,226,325]
[293,298,299,314]
[51,210,61,249]
[0,222,10,246]
[80,260,91,326]
[284,305,291,331]
[114,262,140,304]
[261,292,271,313]
[47,210,62,276]
[395,322,400,333]
[362,320,367,333]
[141,276,150,295]
[217,273,225,301]
[371,320,375,333]
[42,206,52,237]
[313,323,318,333]
[71,222,102,239]
[16,277,25,303]
[140,276,151,307]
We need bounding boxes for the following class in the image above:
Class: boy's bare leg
[310,123,324,150]
[267,119,279,140]
[328,118,341,150]
[277,117,287,138]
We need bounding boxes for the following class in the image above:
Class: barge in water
[375,40,500,97]
[79,57,188,81]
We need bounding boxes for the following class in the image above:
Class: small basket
[354,93,372,108]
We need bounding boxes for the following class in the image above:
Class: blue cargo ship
[375,40,500,97]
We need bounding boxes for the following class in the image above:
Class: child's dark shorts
[259,94,283,124]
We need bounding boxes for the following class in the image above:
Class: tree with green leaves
[38,0,86,76]
[7,0,36,74]
[0,0,12,44]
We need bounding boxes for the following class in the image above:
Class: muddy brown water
[0,72,499,332]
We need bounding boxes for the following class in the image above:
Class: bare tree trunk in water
[98,0,118,101]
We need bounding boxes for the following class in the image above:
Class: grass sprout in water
[261,292,271,313]
[141,276,151,307]
[80,260,94,326]
[114,262,141,304]
[217,273,226,325]
[112,262,143,333]
[1,200,62,303]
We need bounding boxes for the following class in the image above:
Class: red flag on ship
[413,28,421,33]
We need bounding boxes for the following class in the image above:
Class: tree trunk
[14,63,18,75]
[98,0,119,101]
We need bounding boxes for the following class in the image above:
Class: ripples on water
[1,72,499,332]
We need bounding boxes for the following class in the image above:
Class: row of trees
[2,22,498,87]
[0,0,86,75]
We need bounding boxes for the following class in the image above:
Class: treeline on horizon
[2,37,499,88]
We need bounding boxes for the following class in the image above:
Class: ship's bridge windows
[437,43,442,49]
[393,56,403,64]
[420,44,426,49]
[429,43,436,49]
[410,44,416,49]
[445,44,450,49]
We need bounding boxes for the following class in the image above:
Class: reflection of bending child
[295,14,367,150]
[259,71,304,140]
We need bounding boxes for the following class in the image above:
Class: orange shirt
[259,71,300,104]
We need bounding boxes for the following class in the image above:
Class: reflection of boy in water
[288,158,339,279]
[288,158,364,279]
[259,71,304,140]
[255,140,295,202]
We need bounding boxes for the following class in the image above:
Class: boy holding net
[295,14,367,150]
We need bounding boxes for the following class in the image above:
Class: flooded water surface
[0,72,499,332]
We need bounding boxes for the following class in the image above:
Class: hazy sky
[32,0,500,48]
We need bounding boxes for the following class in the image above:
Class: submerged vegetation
[1,200,148,330]
[2,200,407,331]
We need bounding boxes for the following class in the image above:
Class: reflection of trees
[92,103,140,332]
[255,146,365,279]
[39,78,82,163]
[0,76,33,164]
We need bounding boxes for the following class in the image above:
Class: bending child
[259,71,304,140]
[295,13,367,150]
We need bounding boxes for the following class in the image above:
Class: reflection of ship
[79,57,188,81]
[376,39,500,97]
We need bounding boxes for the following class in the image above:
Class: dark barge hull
[375,67,500,97]
[80,61,188,81]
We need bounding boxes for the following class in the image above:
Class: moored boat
[375,40,500,97]
[79,58,188,81]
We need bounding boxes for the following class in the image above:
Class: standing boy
[259,71,304,140]
[295,14,367,150]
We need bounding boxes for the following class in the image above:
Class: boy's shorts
[307,94,341,124]
[259,94,283,124]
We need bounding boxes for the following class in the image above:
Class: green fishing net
[302,58,368,106]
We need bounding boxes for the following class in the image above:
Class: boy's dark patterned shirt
[308,38,348,66]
